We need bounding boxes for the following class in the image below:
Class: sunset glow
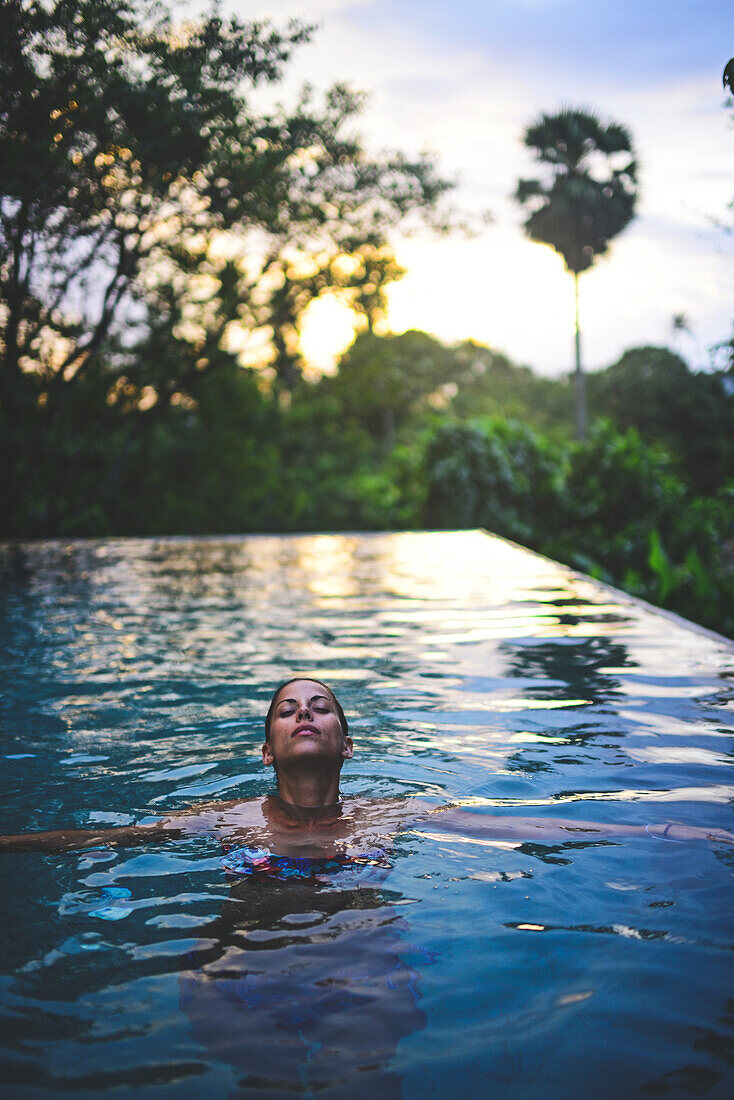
[240,0,734,377]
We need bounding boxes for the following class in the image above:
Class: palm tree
[515,109,638,438]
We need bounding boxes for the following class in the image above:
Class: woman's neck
[266,793,344,827]
[272,769,342,813]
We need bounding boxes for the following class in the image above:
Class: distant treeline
[6,329,733,638]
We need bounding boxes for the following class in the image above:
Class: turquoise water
[1,530,733,1098]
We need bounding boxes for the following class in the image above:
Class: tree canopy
[515,108,637,276]
[515,108,638,438]
[0,0,454,531]
[320,329,459,446]
[587,346,734,492]
[0,0,452,397]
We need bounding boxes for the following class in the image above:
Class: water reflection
[182,869,424,1096]
[501,636,632,704]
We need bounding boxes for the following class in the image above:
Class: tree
[423,419,562,542]
[0,0,454,534]
[515,109,638,438]
[448,340,572,433]
[324,330,459,447]
[586,346,734,492]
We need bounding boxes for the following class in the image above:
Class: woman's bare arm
[422,807,734,845]
[0,796,257,854]
[0,818,184,853]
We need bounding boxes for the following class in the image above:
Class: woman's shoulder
[166,792,447,843]
[164,796,266,836]
[345,793,444,831]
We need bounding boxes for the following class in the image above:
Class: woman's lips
[293,725,320,736]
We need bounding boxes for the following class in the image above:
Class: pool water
[1,530,733,1098]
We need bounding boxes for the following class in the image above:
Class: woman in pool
[1,676,733,854]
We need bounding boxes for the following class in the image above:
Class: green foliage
[424,419,563,544]
[267,386,377,530]
[132,368,282,535]
[587,346,734,493]
[1,0,451,385]
[448,341,573,434]
[422,415,734,638]
[319,330,459,447]
[553,421,686,579]
[1,0,306,380]
[317,332,574,447]
[639,486,734,629]
[1,0,454,536]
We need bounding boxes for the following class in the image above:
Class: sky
[223,0,734,377]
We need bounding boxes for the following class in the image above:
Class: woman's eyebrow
[277,694,331,707]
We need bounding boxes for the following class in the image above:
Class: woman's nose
[297,703,311,719]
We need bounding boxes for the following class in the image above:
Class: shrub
[423,418,563,543]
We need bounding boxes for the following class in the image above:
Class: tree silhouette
[0,0,454,535]
[515,109,638,438]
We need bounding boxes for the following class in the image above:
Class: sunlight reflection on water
[2,528,733,817]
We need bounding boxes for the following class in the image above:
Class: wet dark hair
[264,678,349,741]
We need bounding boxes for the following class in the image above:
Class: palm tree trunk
[573,271,586,441]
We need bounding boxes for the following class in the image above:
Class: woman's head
[262,678,353,793]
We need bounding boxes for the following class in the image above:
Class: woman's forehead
[275,680,333,704]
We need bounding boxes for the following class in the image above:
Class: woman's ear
[262,741,274,767]
[342,736,353,760]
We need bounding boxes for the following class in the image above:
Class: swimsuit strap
[646,822,684,842]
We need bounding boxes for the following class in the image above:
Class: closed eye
[276,705,331,716]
